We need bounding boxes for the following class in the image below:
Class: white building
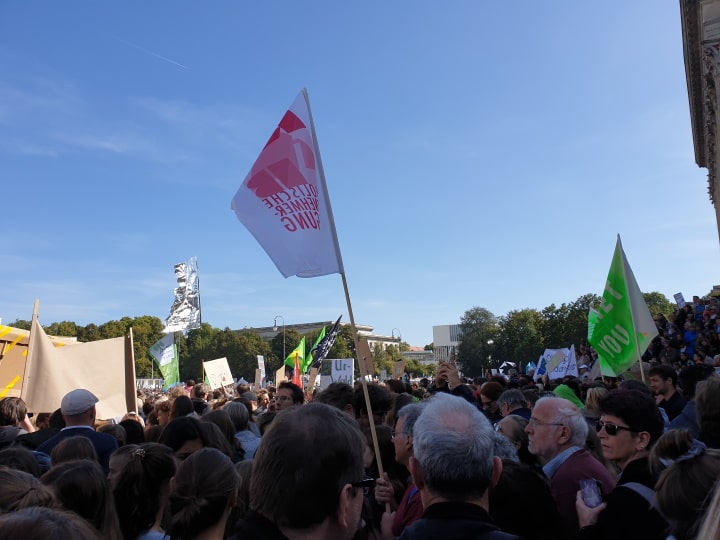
[432,324,463,362]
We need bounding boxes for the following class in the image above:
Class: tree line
[456,291,677,377]
[9,317,434,382]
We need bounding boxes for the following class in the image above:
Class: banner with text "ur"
[230,89,344,278]
[319,359,354,389]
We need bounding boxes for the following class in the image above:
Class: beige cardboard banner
[356,337,375,377]
[21,318,135,419]
[0,325,79,399]
[392,360,406,379]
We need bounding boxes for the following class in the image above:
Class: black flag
[309,315,342,371]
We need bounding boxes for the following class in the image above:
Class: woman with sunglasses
[575,388,668,540]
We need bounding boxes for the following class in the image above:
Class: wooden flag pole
[635,341,646,383]
[305,90,387,510]
[125,328,137,413]
[340,272,388,510]
[20,300,41,403]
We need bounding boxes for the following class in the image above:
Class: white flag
[230,89,344,278]
[164,256,201,333]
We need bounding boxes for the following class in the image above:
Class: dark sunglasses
[596,420,635,436]
[351,476,376,496]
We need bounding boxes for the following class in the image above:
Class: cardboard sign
[392,360,406,379]
[257,355,266,379]
[356,338,375,377]
[319,359,354,389]
[308,367,320,390]
[203,357,234,391]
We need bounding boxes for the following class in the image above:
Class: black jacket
[577,457,668,540]
[398,501,519,540]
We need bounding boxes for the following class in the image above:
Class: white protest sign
[257,355,265,379]
[203,357,234,391]
[319,358,354,389]
[541,347,579,380]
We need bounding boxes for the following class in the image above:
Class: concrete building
[401,348,436,365]
[680,0,720,241]
[432,324,463,362]
[246,321,402,350]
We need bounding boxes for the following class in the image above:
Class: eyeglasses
[351,476,376,496]
[528,418,565,429]
[596,420,635,436]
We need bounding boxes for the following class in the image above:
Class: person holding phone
[575,389,668,540]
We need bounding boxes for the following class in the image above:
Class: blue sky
[2,2,718,347]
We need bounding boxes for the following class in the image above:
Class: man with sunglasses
[525,396,615,537]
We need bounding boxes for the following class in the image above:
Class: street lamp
[391,328,401,348]
[273,315,286,362]
[486,339,494,376]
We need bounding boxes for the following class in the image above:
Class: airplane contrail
[111,35,188,69]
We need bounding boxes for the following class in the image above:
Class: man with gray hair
[390,393,518,539]
[496,389,531,421]
[374,402,425,537]
[524,396,615,537]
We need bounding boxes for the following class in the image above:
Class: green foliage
[424,343,434,351]
[330,325,355,360]
[642,292,675,319]
[8,320,31,330]
[9,289,675,383]
[45,321,78,337]
[457,306,498,376]
[496,309,544,369]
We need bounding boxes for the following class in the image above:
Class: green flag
[588,236,658,376]
[284,336,306,370]
[149,333,180,390]
[305,326,326,373]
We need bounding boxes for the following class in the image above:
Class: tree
[329,325,355,361]
[370,342,392,376]
[424,343,434,351]
[539,294,601,350]
[496,309,544,370]
[128,316,165,378]
[8,319,31,331]
[457,307,498,376]
[642,292,675,319]
[183,323,218,380]
[566,293,601,347]
[45,321,78,337]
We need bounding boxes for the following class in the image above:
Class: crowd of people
[0,299,719,539]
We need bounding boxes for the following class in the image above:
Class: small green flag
[306,326,326,373]
[284,336,306,370]
[588,236,658,376]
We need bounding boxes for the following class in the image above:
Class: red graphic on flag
[245,111,316,198]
